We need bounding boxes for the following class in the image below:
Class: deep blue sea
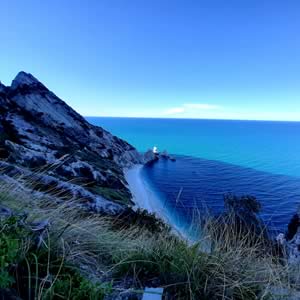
[87,117,300,233]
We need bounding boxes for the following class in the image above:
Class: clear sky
[1,0,300,121]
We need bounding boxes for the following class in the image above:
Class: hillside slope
[0,72,142,213]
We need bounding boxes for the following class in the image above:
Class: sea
[87,117,300,233]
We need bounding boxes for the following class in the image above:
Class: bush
[44,269,112,300]
[114,208,170,234]
[220,193,268,239]
[112,231,276,299]
[111,195,287,299]
[0,214,112,299]
[0,215,30,289]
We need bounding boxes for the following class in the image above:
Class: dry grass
[0,172,299,299]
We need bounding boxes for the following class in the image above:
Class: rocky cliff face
[0,72,142,213]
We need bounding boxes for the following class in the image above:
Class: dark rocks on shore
[143,149,159,164]
[276,213,300,264]
[143,149,176,164]
[161,150,176,161]
[160,150,169,158]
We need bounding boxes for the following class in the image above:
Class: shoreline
[125,164,170,222]
[124,164,189,241]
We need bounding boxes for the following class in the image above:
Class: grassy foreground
[0,175,299,299]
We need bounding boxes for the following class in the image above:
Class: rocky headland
[0,72,147,214]
[1,72,300,300]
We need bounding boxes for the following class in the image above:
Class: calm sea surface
[87,117,300,232]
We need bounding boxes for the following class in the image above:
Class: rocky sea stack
[0,71,142,214]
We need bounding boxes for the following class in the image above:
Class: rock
[142,149,176,164]
[0,71,143,212]
[286,213,300,240]
[5,140,49,167]
[0,161,124,214]
[159,151,176,162]
[0,206,12,218]
[286,228,300,264]
[0,81,6,93]
[276,213,300,264]
[11,71,42,89]
[276,233,285,245]
[279,213,300,263]
[160,150,169,158]
[143,150,159,164]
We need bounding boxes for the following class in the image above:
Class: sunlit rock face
[0,71,143,213]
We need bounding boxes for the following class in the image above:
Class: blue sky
[1,0,300,120]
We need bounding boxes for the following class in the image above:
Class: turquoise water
[87,117,300,231]
[88,117,300,177]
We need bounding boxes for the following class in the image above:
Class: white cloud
[163,103,222,116]
[164,107,186,115]
[184,103,221,110]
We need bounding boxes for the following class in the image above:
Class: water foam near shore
[125,165,161,214]
[125,164,190,239]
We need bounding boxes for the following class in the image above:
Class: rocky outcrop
[143,149,159,164]
[143,149,176,164]
[0,72,143,212]
[276,213,300,264]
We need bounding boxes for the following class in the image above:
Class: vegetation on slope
[0,214,113,299]
[0,174,299,299]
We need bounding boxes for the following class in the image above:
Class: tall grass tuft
[0,171,299,299]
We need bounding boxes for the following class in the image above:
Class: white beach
[125,164,189,240]
[125,164,170,222]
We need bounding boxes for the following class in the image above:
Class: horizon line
[84,115,300,123]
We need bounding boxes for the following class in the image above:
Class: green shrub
[114,208,170,234]
[222,193,265,237]
[48,272,112,300]
[0,214,112,299]
[91,186,132,205]
[0,215,30,288]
